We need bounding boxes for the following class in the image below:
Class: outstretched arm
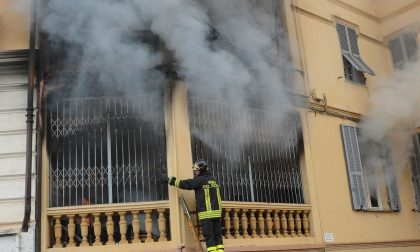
[168,176,198,190]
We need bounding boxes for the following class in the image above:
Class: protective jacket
[174,173,222,220]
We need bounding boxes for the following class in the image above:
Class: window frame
[388,31,419,69]
[340,125,400,212]
[335,21,375,85]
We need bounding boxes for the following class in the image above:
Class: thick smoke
[360,58,420,181]
[42,0,296,154]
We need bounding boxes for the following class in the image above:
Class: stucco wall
[285,0,420,249]
[0,0,29,50]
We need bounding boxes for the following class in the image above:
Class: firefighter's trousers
[201,218,224,252]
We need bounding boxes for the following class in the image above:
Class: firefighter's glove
[168,176,176,186]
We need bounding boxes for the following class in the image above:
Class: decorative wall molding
[325,239,420,250]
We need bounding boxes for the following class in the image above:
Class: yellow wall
[285,0,420,249]
[0,0,29,50]
[3,0,420,251]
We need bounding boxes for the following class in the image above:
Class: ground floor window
[188,96,304,204]
[48,95,167,207]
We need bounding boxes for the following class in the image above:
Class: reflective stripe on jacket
[174,173,222,220]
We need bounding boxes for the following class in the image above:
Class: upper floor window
[336,23,375,84]
[388,32,418,69]
[48,95,168,207]
[189,93,305,204]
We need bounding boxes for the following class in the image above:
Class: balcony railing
[210,202,311,239]
[47,201,170,248]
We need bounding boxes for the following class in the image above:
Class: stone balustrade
[47,201,170,248]
[219,202,311,239]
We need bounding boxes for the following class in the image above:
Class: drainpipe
[22,0,38,232]
[34,76,43,252]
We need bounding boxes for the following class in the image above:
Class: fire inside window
[188,95,305,204]
[48,95,168,207]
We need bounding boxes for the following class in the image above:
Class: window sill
[344,79,367,87]
[355,209,400,213]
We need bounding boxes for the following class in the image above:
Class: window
[389,32,418,68]
[48,95,168,207]
[411,134,420,210]
[340,125,400,211]
[336,23,375,84]
[189,95,304,204]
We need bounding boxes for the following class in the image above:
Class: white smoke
[360,58,420,179]
[42,0,164,96]
[42,0,296,155]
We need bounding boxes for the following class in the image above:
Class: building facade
[0,0,420,252]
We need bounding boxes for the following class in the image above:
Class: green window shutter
[341,125,367,210]
[412,135,420,209]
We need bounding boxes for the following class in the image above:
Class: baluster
[80,214,89,246]
[93,214,101,245]
[132,211,141,243]
[266,210,273,238]
[53,216,62,248]
[224,209,232,239]
[295,211,303,237]
[258,210,266,238]
[241,209,250,238]
[233,209,241,239]
[145,210,154,242]
[119,212,128,244]
[273,210,281,238]
[302,210,310,237]
[280,210,288,237]
[106,212,114,244]
[250,210,257,238]
[67,215,76,247]
[158,209,167,241]
[287,211,296,237]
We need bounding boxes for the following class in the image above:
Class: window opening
[389,32,418,69]
[336,23,375,84]
[48,95,168,207]
[188,96,304,204]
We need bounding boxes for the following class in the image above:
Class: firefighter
[168,160,224,252]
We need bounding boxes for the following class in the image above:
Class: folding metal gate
[188,96,304,204]
[48,96,168,207]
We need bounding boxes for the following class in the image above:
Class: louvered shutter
[389,37,405,68]
[336,23,375,75]
[341,125,367,210]
[347,28,360,56]
[384,163,400,211]
[337,23,350,52]
[403,32,418,61]
[411,135,420,209]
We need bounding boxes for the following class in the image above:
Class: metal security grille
[48,96,168,207]
[188,97,304,204]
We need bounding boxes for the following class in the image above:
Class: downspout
[22,0,38,232]
[34,76,44,252]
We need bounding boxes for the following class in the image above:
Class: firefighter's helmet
[193,159,208,173]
